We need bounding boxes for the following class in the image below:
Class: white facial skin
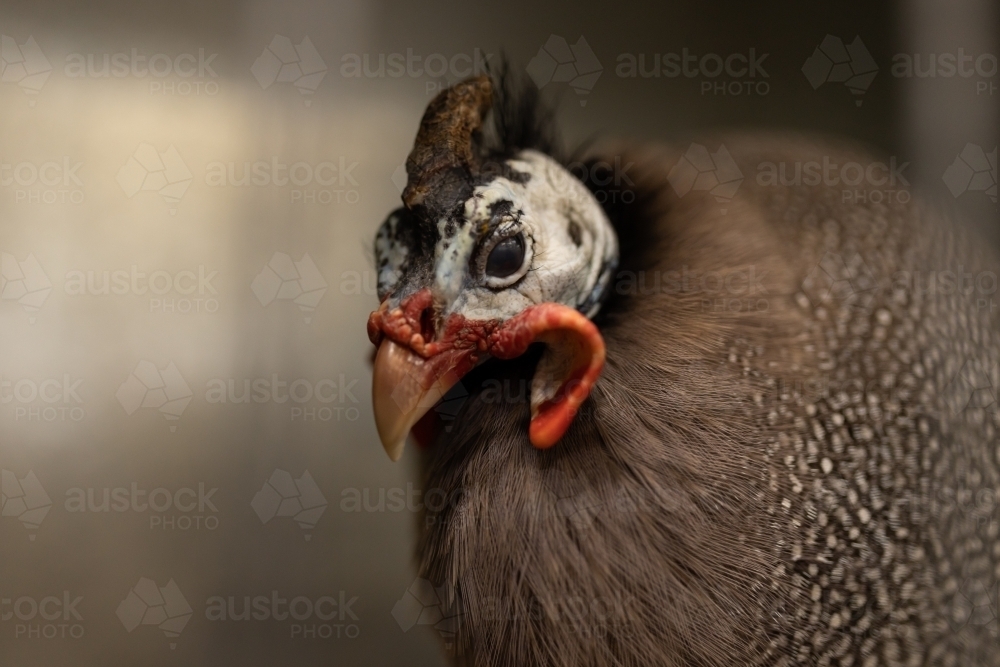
[435,149,618,323]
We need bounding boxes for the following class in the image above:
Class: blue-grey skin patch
[375,211,409,300]
[374,150,618,322]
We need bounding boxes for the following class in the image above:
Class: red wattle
[489,303,606,449]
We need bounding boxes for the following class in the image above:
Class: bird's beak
[371,339,477,461]
[370,302,606,461]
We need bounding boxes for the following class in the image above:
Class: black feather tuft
[479,57,562,164]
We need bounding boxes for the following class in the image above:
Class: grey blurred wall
[0,1,995,666]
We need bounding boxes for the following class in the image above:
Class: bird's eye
[485,234,525,279]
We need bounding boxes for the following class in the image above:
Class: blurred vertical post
[898,0,999,240]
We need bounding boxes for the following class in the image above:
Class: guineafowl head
[367,75,618,460]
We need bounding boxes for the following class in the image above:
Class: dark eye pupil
[485,235,525,279]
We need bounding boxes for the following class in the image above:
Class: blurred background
[0,1,995,665]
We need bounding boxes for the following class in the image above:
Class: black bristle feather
[479,57,562,164]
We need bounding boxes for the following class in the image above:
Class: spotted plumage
[369,72,1000,666]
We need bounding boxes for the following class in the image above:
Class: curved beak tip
[383,437,406,463]
[371,339,460,463]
